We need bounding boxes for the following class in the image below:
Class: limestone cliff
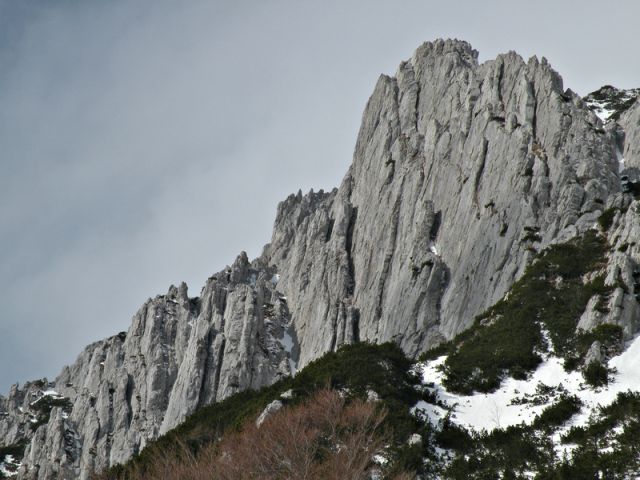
[4,255,295,479]
[264,39,621,367]
[2,39,639,479]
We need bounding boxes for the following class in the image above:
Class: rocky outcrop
[265,40,621,368]
[2,39,639,479]
[0,381,60,448]
[7,254,295,479]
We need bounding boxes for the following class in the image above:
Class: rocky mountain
[2,254,295,479]
[2,38,640,479]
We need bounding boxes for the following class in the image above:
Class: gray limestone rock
[6,255,295,479]
[264,39,620,369]
[255,400,283,428]
[2,39,640,479]
[584,341,604,366]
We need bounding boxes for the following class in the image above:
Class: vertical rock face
[621,101,640,169]
[265,39,620,367]
[1,39,638,479]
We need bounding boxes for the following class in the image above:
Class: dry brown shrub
[116,388,403,480]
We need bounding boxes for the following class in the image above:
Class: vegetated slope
[3,37,640,479]
[413,224,640,479]
[118,389,401,480]
[424,230,615,394]
[93,228,640,479]
[93,343,429,480]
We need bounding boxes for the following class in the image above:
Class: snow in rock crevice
[277,328,297,375]
[616,144,625,173]
[0,454,20,477]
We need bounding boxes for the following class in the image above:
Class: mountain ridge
[2,38,640,479]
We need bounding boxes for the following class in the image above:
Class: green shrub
[0,439,27,478]
[583,361,611,387]
[443,424,553,478]
[435,415,475,452]
[554,391,640,477]
[522,226,542,243]
[0,439,28,460]
[436,231,608,394]
[442,313,542,394]
[597,208,617,231]
[29,395,73,430]
[532,395,582,431]
[99,342,430,479]
[574,324,623,358]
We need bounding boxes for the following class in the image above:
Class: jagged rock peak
[264,36,622,368]
[167,281,189,303]
[2,39,638,479]
[3,253,296,478]
[408,38,479,68]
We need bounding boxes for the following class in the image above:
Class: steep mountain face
[621,99,640,169]
[264,39,620,365]
[2,256,295,479]
[1,39,638,479]
[584,85,640,123]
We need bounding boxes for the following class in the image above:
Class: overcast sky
[1,0,639,393]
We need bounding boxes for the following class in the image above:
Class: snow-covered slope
[584,85,640,123]
[415,331,640,432]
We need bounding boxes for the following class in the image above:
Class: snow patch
[278,329,298,375]
[372,454,389,465]
[589,100,615,123]
[0,454,20,477]
[415,332,640,433]
[615,145,625,173]
[42,389,62,398]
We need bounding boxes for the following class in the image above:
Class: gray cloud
[1,0,639,392]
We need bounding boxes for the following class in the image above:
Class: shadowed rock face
[2,39,637,479]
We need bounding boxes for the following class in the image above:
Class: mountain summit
[2,39,640,479]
